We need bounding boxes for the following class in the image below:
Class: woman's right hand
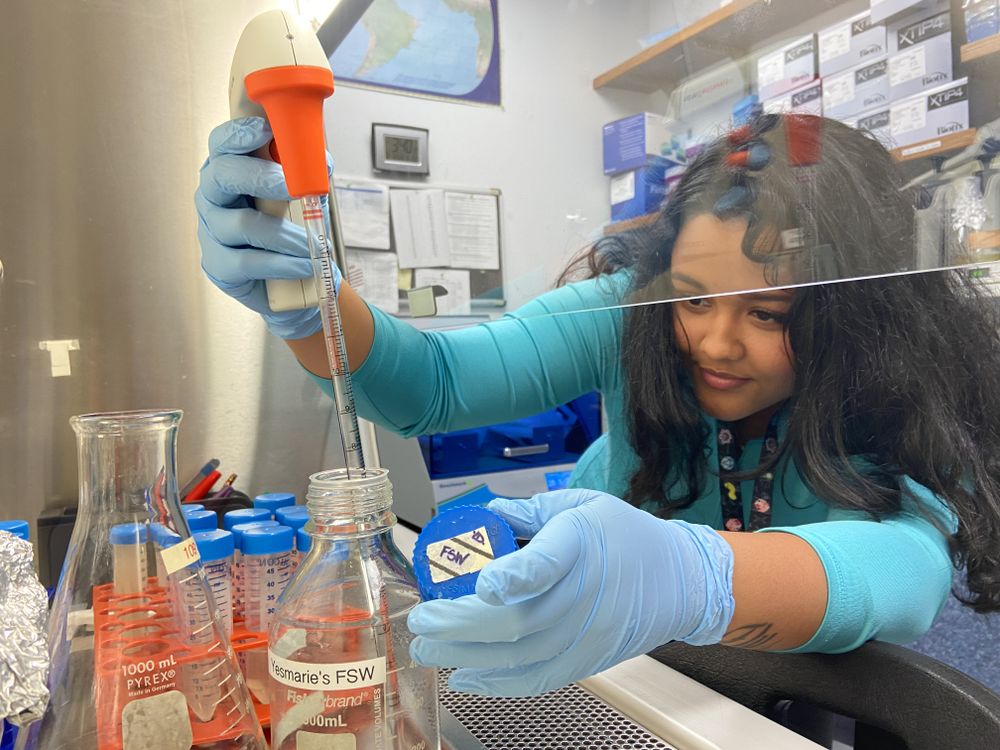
[195,116,337,341]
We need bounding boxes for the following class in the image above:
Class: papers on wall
[390,189,450,268]
[413,269,472,315]
[444,192,500,270]
[390,188,500,270]
[346,249,400,314]
[335,183,391,250]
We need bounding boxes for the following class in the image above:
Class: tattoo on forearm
[721,622,780,650]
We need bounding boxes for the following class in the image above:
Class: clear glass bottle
[268,468,440,750]
[21,410,264,750]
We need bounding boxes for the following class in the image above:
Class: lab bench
[392,524,822,750]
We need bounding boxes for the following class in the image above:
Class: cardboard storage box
[822,56,890,120]
[890,76,969,151]
[756,35,818,101]
[603,113,670,175]
[843,106,893,148]
[818,11,888,77]
[965,0,1000,43]
[610,157,671,222]
[887,3,953,102]
[762,79,823,116]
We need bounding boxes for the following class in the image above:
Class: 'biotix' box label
[890,77,969,152]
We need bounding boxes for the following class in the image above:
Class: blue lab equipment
[295,526,311,556]
[108,523,148,545]
[0,520,30,541]
[1,721,17,750]
[275,504,308,530]
[254,492,296,517]
[408,490,736,697]
[184,509,218,532]
[223,507,272,531]
[413,506,518,601]
[231,520,280,551]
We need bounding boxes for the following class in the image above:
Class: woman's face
[669,214,796,427]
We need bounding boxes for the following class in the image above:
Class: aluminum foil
[0,531,49,725]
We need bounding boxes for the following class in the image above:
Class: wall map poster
[328,0,501,105]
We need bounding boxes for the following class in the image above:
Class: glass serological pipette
[300,193,366,477]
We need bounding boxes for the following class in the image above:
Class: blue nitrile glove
[407,489,736,697]
[195,116,340,340]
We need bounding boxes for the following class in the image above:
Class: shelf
[593,0,824,94]
[889,129,978,162]
[961,34,1000,64]
[603,212,660,235]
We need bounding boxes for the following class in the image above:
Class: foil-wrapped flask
[20,410,264,750]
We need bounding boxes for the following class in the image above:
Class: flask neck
[306,468,396,537]
[70,410,182,516]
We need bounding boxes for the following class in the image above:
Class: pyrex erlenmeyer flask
[22,410,265,750]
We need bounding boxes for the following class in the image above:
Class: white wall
[323,0,658,309]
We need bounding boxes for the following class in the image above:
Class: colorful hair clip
[725,143,771,171]
[728,125,753,146]
[714,185,751,213]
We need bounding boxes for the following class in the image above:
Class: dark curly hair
[561,114,1000,613]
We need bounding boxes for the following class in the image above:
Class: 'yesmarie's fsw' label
[269,652,388,748]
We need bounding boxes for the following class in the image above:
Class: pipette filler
[230,10,365,474]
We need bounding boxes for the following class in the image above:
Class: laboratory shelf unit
[961,34,1000,64]
[593,0,823,93]
[890,129,979,162]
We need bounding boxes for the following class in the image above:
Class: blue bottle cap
[231,520,280,552]
[223,507,272,530]
[296,527,312,554]
[109,522,149,545]
[253,492,296,515]
[0,520,30,541]
[183,503,206,513]
[184,509,217,532]
[193,529,234,562]
[242,525,294,556]
[275,505,309,530]
[413,505,518,601]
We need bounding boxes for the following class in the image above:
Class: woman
[196,114,1000,696]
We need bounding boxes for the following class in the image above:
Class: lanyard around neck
[716,414,781,532]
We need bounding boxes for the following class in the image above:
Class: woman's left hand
[407,489,736,696]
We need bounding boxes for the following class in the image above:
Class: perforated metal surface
[438,671,677,750]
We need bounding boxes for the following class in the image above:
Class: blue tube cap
[182,503,206,513]
[223,507,272,530]
[109,522,149,545]
[0,520,30,542]
[242,525,294,556]
[150,523,182,549]
[275,505,309,530]
[296,527,312,554]
[231,520,280,552]
[413,506,518,601]
[184,509,217,532]
[253,492,296,515]
[193,529,234,562]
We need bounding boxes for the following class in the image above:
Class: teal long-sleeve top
[310,272,956,653]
